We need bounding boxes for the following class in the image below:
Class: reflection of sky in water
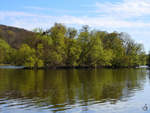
[0,69,150,113]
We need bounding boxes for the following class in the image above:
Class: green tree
[120,32,146,67]
[16,44,36,67]
[0,39,11,64]
[77,25,91,65]
[66,27,77,39]
[0,24,146,68]
[85,31,104,66]
[65,38,81,66]
[49,23,67,65]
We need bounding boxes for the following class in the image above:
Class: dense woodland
[0,23,147,68]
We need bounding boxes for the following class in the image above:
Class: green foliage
[147,52,150,66]
[24,57,36,67]
[85,31,104,66]
[37,59,44,67]
[0,39,11,63]
[0,23,147,68]
[66,27,77,39]
[16,44,36,67]
[100,49,113,66]
[65,38,81,66]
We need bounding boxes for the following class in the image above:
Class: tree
[77,25,91,65]
[120,32,146,67]
[65,38,81,66]
[85,31,104,66]
[147,51,150,66]
[49,23,67,65]
[0,39,11,64]
[66,27,77,39]
[0,24,146,68]
[16,44,36,67]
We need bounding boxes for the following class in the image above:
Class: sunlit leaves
[0,23,146,68]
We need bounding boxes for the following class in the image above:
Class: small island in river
[0,24,148,69]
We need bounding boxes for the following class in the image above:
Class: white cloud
[24,6,84,14]
[0,11,37,18]
[95,0,150,18]
[1,11,150,30]
[1,0,150,29]
[1,0,150,51]
[25,6,49,11]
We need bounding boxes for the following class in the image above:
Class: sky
[0,0,150,52]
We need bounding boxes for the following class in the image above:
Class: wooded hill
[0,25,34,49]
[0,24,147,68]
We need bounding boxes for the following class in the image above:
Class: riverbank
[0,64,148,69]
[21,65,149,69]
[0,65,25,69]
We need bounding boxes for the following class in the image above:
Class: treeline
[146,52,150,67]
[0,23,146,68]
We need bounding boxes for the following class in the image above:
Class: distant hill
[0,25,35,48]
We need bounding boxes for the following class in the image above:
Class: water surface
[0,68,150,113]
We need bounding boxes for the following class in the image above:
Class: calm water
[0,68,150,113]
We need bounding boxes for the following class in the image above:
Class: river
[0,68,150,113]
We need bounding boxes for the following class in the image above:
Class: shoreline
[0,64,148,69]
[23,65,148,69]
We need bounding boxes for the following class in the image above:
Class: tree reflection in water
[0,68,147,112]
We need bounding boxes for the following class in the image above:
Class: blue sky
[1,0,150,52]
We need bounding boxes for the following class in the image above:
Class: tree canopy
[0,23,146,68]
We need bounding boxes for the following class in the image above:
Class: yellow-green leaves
[0,39,11,63]
[0,24,146,68]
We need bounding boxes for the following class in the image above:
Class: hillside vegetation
[0,23,146,68]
